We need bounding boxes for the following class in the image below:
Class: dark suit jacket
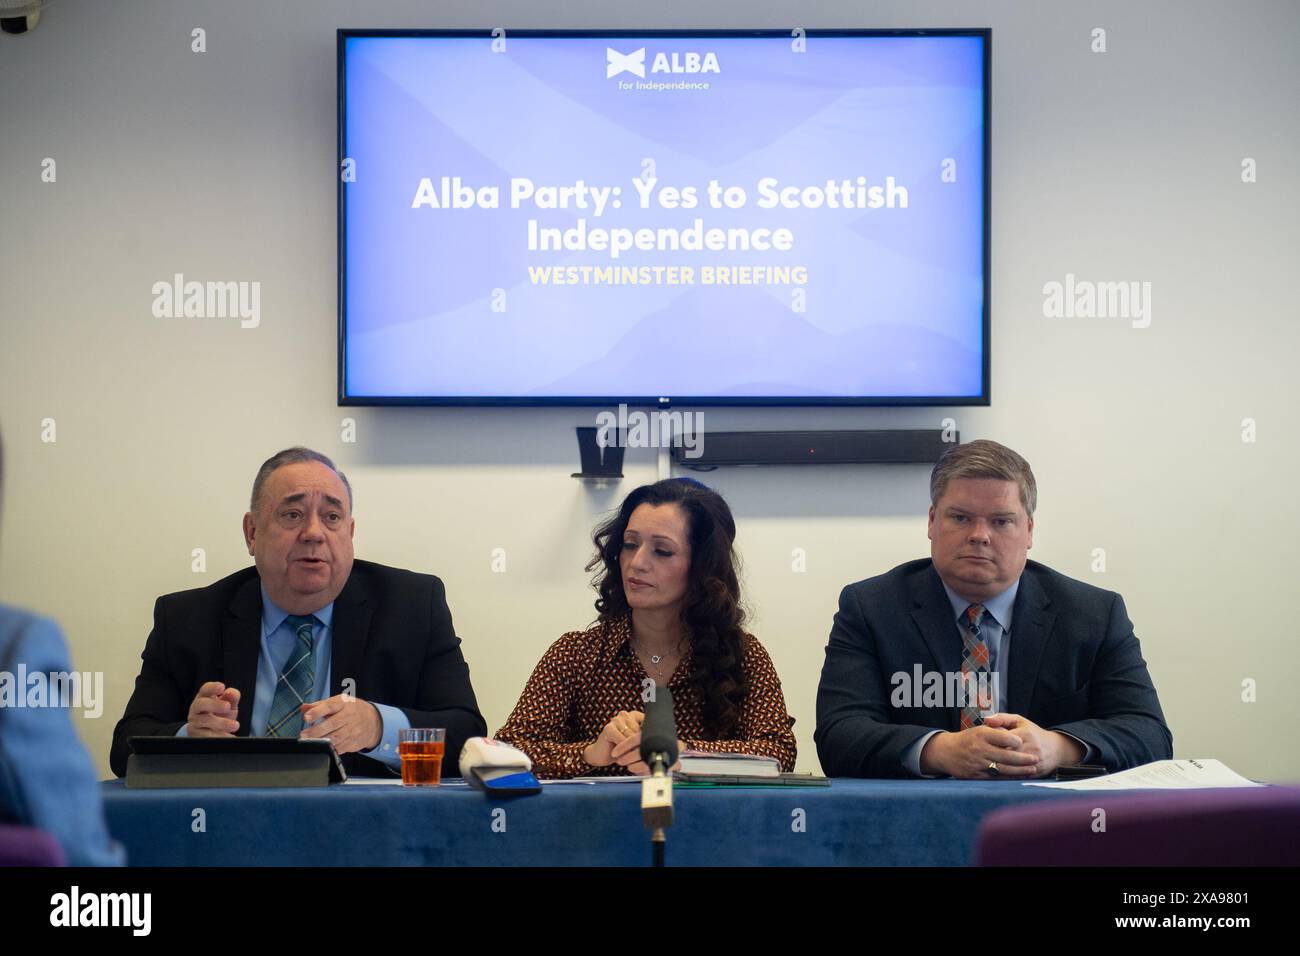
[110,559,487,778]
[814,558,1172,778]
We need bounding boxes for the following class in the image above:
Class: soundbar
[670,429,956,467]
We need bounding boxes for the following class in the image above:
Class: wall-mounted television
[338,29,990,406]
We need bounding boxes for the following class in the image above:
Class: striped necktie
[959,604,993,730]
[264,614,317,737]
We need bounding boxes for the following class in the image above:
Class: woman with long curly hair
[495,477,796,778]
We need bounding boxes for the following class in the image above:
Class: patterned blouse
[495,613,797,778]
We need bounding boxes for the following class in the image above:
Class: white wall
[1,0,1296,781]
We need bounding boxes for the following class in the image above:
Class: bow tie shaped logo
[607,47,646,79]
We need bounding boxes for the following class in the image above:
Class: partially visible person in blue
[0,433,125,865]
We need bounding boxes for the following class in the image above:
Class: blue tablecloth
[101,778,1086,866]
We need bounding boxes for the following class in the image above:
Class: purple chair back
[0,824,66,867]
[975,786,1300,866]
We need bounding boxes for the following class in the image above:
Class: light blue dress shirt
[903,577,1095,776]
[177,587,407,768]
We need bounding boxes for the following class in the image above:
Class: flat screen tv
[338,29,990,406]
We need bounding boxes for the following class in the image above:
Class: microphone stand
[642,753,673,868]
[639,686,677,868]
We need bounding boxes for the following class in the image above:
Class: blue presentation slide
[342,34,986,400]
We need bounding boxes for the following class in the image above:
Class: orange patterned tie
[959,604,992,730]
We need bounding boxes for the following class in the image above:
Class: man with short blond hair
[111,447,486,777]
[815,439,1171,779]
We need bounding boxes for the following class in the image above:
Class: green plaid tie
[264,614,317,737]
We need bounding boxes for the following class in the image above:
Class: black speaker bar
[671,429,956,467]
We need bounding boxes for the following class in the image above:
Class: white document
[339,778,404,785]
[540,776,644,785]
[341,778,469,786]
[1024,758,1262,790]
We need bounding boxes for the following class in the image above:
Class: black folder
[125,736,348,788]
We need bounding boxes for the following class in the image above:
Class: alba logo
[606,47,646,78]
[606,47,720,79]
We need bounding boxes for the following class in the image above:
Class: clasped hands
[919,713,1086,779]
[582,710,684,775]
[185,681,383,755]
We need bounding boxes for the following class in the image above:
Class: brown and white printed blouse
[495,613,797,778]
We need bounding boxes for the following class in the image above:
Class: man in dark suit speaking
[111,447,486,777]
[815,439,1171,779]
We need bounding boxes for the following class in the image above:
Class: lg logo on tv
[606,47,721,79]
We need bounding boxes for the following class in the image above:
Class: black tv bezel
[337,27,991,408]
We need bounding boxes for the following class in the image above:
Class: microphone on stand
[639,687,677,865]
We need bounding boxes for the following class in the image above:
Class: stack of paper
[1025,758,1262,790]
[676,750,781,778]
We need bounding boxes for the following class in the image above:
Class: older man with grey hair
[111,447,486,777]
[815,439,1171,779]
